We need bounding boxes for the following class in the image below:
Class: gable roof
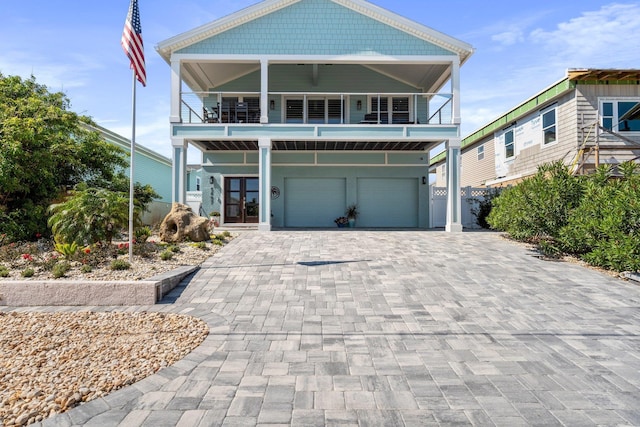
[156,0,473,63]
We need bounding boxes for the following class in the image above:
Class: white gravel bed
[0,311,209,426]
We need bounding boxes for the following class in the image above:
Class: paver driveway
[43,230,640,426]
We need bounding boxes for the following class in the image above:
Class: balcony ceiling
[182,61,452,93]
[189,139,441,152]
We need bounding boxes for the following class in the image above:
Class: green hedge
[487,161,640,273]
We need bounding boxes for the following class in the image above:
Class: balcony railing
[180,91,454,126]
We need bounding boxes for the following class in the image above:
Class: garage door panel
[357,178,418,228]
[285,178,346,227]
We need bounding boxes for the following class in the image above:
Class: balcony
[180,91,454,126]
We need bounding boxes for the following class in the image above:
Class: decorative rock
[0,311,209,425]
[159,203,210,243]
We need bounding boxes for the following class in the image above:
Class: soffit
[568,69,640,81]
[190,140,441,152]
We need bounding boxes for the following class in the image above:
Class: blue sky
[1,0,639,163]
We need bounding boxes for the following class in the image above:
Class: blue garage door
[357,178,419,227]
[284,178,346,227]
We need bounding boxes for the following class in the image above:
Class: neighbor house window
[601,99,640,132]
[542,108,557,145]
[196,177,201,191]
[477,145,485,161]
[504,129,515,159]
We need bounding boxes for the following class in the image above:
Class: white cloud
[529,3,640,67]
[491,29,525,46]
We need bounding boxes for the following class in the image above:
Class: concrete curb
[0,266,198,306]
[622,271,640,284]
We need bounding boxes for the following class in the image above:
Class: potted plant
[346,204,359,228]
[209,211,221,227]
[334,216,348,228]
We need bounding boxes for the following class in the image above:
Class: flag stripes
[121,0,146,86]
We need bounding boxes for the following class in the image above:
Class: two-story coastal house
[156,0,473,231]
[431,69,640,188]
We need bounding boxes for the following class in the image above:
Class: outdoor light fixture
[422,176,427,185]
[356,100,362,110]
[209,176,215,184]
[270,99,275,110]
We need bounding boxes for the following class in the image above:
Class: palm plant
[48,186,131,245]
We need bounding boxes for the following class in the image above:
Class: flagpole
[128,70,136,263]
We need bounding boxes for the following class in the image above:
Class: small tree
[0,74,127,241]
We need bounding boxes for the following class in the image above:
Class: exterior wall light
[356,100,362,110]
[422,176,427,185]
[270,99,275,110]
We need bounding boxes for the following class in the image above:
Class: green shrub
[191,241,208,250]
[52,262,70,279]
[487,161,584,241]
[160,250,173,261]
[54,241,79,260]
[110,259,131,270]
[471,187,502,229]
[169,245,180,253]
[0,266,9,277]
[558,162,640,272]
[135,226,152,243]
[80,264,93,274]
[21,268,35,278]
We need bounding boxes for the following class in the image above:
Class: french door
[224,177,259,223]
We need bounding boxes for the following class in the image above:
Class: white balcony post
[172,138,188,204]
[170,58,182,123]
[260,59,269,124]
[451,57,461,125]
[445,138,462,232]
[258,137,272,231]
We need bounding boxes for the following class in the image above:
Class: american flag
[121,0,146,86]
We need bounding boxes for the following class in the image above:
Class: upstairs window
[542,108,557,145]
[477,145,485,161]
[601,99,640,132]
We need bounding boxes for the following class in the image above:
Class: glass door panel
[224,177,260,223]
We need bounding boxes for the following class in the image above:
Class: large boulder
[159,203,210,243]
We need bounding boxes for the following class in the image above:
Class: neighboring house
[186,164,205,216]
[156,0,474,231]
[85,123,173,224]
[431,69,640,187]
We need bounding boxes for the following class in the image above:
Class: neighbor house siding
[460,141,495,187]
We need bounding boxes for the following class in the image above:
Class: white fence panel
[429,186,486,229]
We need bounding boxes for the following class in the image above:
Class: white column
[451,57,461,125]
[172,138,187,204]
[445,138,462,232]
[260,59,269,124]
[258,137,272,231]
[170,58,182,123]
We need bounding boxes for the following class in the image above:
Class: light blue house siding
[202,152,429,228]
[87,124,172,224]
[177,0,455,57]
